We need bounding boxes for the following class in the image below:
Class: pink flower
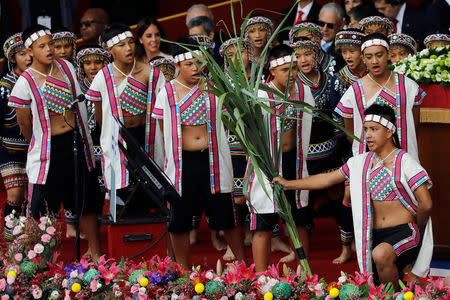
[31,285,42,299]
[38,223,46,231]
[34,243,45,254]
[14,253,23,262]
[2,295,9,300]
[12,225,22,236]
[131,284,140,293]
[5,219,14,228]
[0,279,6,291]
[46,226,56,235]
[90,280,99,292]
[41,234,52,243]
[28,250,37,259]
[62,278,68,288]
[39,216,47,224]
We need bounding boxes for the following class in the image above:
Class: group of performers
[1,13,448,289]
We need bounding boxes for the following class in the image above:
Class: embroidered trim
[105,31,133,48]
[365,114,396,132]
[173,50,202,63]
[269,55,293,68]
[361,39,389,52]
[25,30,51,48]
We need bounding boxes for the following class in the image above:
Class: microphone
[67,94,86,110]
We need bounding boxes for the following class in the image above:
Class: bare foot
[189,229,199,245]
[271,236,292,254]
[66,223,87,239]
[244,230,252,246]
[211,230,226,251]
[222,245,236,261]
[332,246,352,264]
[279,250,296,263]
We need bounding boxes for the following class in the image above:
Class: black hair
[22,24,50,46]
[100,23,130,45]
[292,36,312,43]
[135,17,169,60]
[347,3,380,23]
[149,55,165,63]
[51,26,71,34]
[187,16,215,35]
[171,36,200,58]
[375,0,405,6]
[364,104,401,148]
[269,44,293,61]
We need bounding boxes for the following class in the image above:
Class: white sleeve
[152,87,168,119]
[86,71,104,102]
[9,76,32,108]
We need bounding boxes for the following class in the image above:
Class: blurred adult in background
[318,3,346,71]
[188,16,222,65]
[136,17,171,63]
[423,0,450,35]
[185,4,214,26]
[278,0,322,45]
[79,8,109,45]
[346,3,379,29]
[373,0,424,41]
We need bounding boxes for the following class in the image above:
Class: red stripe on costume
[166,83,181,193]
[408,170,428,190]
[394,151,417,214]
[354,81,366,154]
[146,67,160,156]
[361,153,373,272]
[8,96,31,106]
[397,74,408,152]
[207,89,221,194]
[394,223,419,256]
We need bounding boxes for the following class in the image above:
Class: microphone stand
[68,95,86,261]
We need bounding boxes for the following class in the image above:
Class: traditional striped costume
[339,150,433,278]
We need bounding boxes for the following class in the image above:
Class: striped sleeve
[414,85,426,106]
[152,87,166,119]
[85,72,103,102]
[334,86,354,118]
[404,153,432,191]
[8,76,31,108]
[339,162,350,181]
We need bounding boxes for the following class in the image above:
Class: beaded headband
[358,16,394,35]
[105,31,133,48]
[190,34,213,48]
[3,33,23,60]
[52,31,77,42]
[290,39,320,57]
[361,39,389,52]
[219,38,252,57]
[173,50,203,63]
[269,55,293,68]
[388,33,417,54]
[76,47,112,64]
[288,22,323,44]
[150,57,176,80]
[150,57,174,67]
[423,34,450,49]
[335,30,365,49]
[364,114,396,132]
[244,16,274,41]
[24,29,51,48]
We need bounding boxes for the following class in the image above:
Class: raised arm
[15,107,32,142]
[413,184,432,232]
[273,169,346,191]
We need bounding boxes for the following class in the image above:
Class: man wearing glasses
[79,8,109,45]
[318,3,346,70]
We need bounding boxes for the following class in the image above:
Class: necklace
[368,71,392,91]
[30,63,54,78]
[374,148,397,166]
[174,79,197,91]
[113,59,136,78]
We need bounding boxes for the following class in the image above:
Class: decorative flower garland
[0,214,449,299]
[392,45,450,87]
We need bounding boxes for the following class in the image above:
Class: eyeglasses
[79,20,103,28]
[317,21,335,29]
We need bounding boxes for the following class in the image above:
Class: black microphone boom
[67,94,86,110]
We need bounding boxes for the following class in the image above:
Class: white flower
[205,271,214,280]
[115,291,122,297]
[49,291,60,299]
[33,243,45,254]
[436,73,442,82]
[171,294,179,300]
[70,270,78,278]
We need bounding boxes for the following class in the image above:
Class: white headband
[269,55,293,68]
[25,30,51,48]
[173,50,203,63]
[105,31,133,48]
[364,114,396,132]
[361,39,389,52]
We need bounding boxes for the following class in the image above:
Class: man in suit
[278,0,322,45]
[373,0,424,42]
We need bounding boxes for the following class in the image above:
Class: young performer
[149,56,176,82]
[423,33,450,49]
[86,24,166,211]
[0,33,31,240]
[273,104,433,289]
[335,33,425,161]
[153,36,245,268]
[358,16,394,36]
[329,29,366,264]
[388,33,417,64]
[52,27,77,63]
[289,22,337,76]
[9,25,102,259]
[247,44,314,272]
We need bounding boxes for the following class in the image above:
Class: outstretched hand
[272,176,289,190]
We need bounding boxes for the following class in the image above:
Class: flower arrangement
[392,45,450,87]
[0,214,449,299]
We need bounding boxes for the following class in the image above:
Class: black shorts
[28,130,103,218]
[252,212,279,231]
[168,150,236,233]
[372,223,421,279]
[282,148,313,228]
